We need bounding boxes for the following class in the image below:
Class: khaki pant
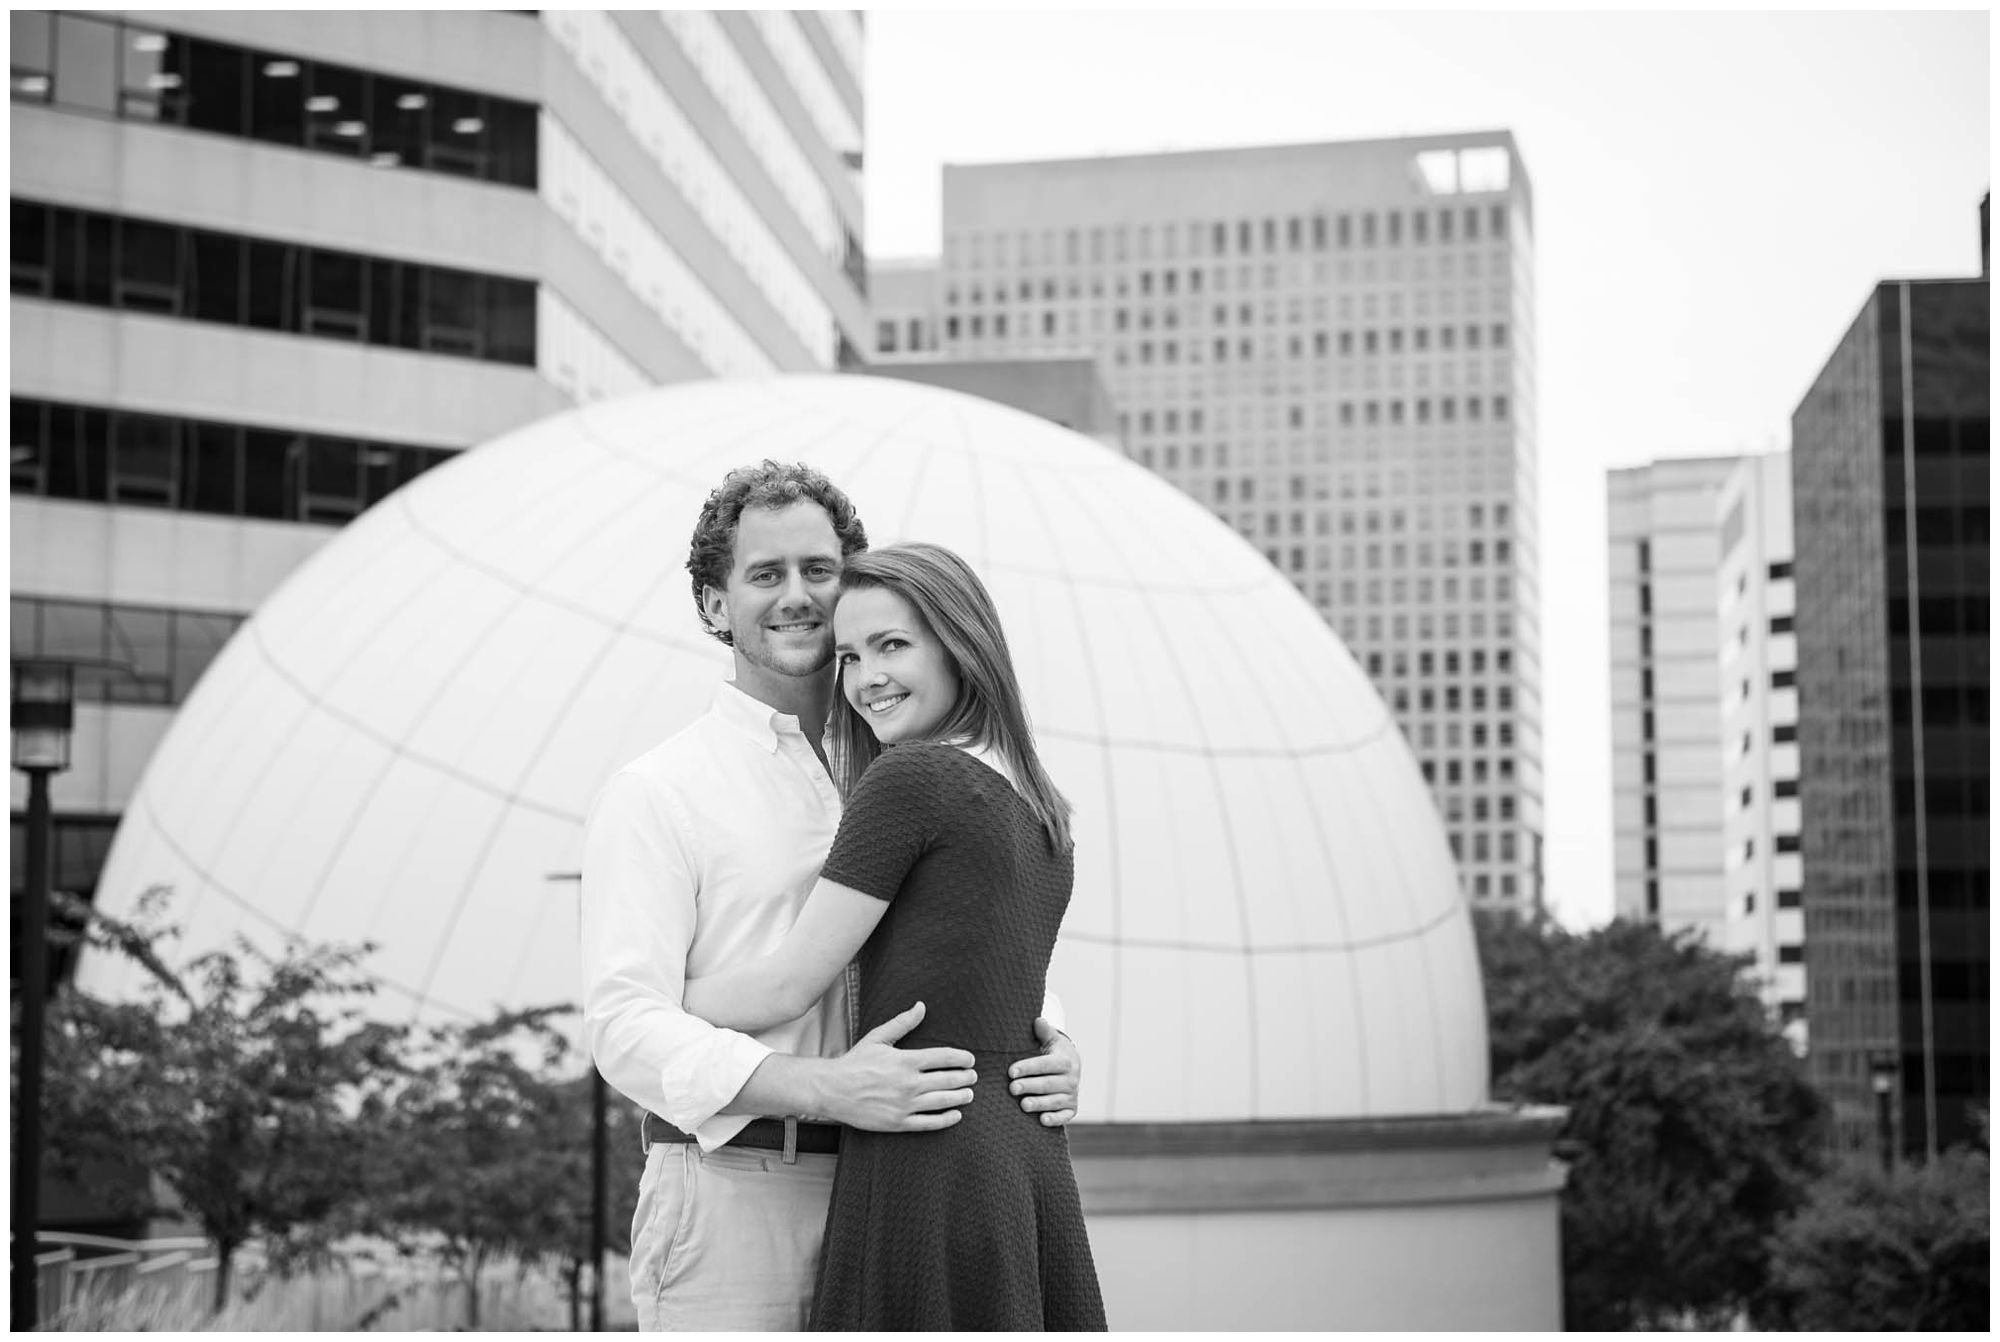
[629,1140,838,1331]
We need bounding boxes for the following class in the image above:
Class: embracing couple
[579,460,1107,1331]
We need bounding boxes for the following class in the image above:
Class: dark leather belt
[643,1111,842,1157]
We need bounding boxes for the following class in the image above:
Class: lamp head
[11,659,76,772]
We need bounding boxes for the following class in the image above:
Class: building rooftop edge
[941,128,1524,177]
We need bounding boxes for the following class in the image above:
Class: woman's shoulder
[855,741,996,797]
[863,739,976,779]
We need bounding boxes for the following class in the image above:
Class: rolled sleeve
[580,771,773,1134]
[1040,989,1067,1035]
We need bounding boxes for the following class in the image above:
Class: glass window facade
[11,595,246,705]
[9,11,536,188]
[12,199,536,366]
[11,396,457,523]
[1792,276,1990,1163]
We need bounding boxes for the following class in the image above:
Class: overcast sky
[860,6,1990,930]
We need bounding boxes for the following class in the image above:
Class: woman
[683,542,1106,1331]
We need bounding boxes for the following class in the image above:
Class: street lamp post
[11,659,75,1332]
[590,1070,606,1332]
[548,869,605,1333]
[1868,1050,1899,1177]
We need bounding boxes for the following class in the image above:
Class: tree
[1761,1141,1989,1329]
[363,1006,612,1330]
[41,888,406,1311]
[1473,911,1828,1330]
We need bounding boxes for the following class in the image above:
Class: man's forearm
[719,1052,834,1121]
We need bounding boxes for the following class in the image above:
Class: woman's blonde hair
[827,543,1073,852]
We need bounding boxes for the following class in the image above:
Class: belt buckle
[782,1116,799,1165]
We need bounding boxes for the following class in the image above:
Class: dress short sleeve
[820,745,951,901]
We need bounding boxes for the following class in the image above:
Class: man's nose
[778,567,811,606]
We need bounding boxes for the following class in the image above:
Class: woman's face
[834,586,962,745]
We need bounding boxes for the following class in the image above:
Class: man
[581,460,1082,1330]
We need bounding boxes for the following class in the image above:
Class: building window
[13,199,535,365]
[12,12,536,187]
[12,594,246,705]
[1769,614,1795,635]
[1777,945,1805,965]
[12,395,452,524]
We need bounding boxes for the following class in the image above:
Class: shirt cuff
[656,1032,777,1145]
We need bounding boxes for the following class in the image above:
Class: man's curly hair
[685,460,869,646]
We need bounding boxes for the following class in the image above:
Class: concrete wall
[1071,1107,1566,1330]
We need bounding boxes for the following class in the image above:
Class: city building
[10,9,868,935]
[1606,457,1741,943]
[1790,252,1989,1162]
[89,375,1567,1329]
[869,255,941,359]
[904,133,1544,913]
[1605,450,1806,1035]
[1715,453,1805,1048]
[869,356,1118,446]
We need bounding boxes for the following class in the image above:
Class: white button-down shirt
[580,681,849,1152]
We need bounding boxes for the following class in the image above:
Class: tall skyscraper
[10,9,867,936]
[1791,265,1989,1163]
[909,133,1543,913]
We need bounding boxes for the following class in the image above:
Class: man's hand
[1008,1016,1080,1127]
[814,1001,977,1133]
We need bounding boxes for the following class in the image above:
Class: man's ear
[702,583,731,639]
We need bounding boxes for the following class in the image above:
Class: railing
[26,1232,634,1331]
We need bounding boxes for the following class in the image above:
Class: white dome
[87,374,1488,1121]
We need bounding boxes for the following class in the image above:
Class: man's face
[704,502,843,700]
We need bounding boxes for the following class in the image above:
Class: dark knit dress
[811,741,1106,1331]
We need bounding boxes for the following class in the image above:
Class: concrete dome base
[1073,1105,1568,1329]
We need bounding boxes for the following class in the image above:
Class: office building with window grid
[1608,456,1804,1030]
[1715,453,1806,1045]
[1790,259,1989,1165]
[1608,456,1749,943]
[10,9,867,949]
[894,134,1542,912]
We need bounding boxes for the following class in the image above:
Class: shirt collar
[712,680,808,754]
